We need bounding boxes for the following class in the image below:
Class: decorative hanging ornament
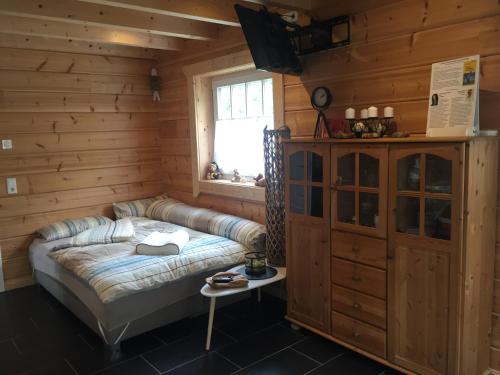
[150,68,161,101]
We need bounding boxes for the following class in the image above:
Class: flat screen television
[234,4,303,76]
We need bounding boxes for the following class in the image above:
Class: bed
[29,198,266,353]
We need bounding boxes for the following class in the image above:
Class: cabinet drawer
[332,231,386,269]
[332,258,386,299]
[332,311,386,358]
[332,285,386,329]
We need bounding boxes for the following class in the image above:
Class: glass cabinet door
[287,145,330,221]
[332,146,388,238]
[391,148,458,242]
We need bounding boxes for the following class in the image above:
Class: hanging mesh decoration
[263,125,291,267]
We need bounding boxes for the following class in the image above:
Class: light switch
[2,139,12,150]
[6,178,17,194]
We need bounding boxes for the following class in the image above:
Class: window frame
[212,70,272,121]
[182,50,284,203]
[212,70,273,179]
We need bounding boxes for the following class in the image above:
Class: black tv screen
[234,5,303,76]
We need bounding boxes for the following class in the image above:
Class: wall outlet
[1,139,12,150]
[6,178,17,194]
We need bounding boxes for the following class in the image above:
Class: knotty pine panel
[286,100,429,136]
[2,257,31,282]
[167,189,265,224]
[0,92,158,113]
[0,163,161,197]
[285,14,500,86]
[0,113,159,134]
[162,156,192,173]
[0,180,163,219]
[0,70,151,95]
[0,235,36,260]
[346,0,500,44]
[0,48,161,288]
[161,80,188,102]
[0,47,154,75]
[164,172,194,193]
[0,204,113,240]
[0,131,159,154]
[159,119,190,138]
[160,138,191,156]
[158,98,189,121]
[0,148,160,176]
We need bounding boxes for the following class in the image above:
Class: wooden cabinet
[285,138,499,375]
[285,143,331,333]
[388,144,462,375]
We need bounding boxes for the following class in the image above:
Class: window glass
[213,74,273,178]
[231,83,246,119]
[216,86,231,120]
[263,78,273,117]
[246,80,263,117]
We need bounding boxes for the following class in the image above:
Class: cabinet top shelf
[283,136,498,144]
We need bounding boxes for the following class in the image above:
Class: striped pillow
[146,198,266,252]
[38,216,112,241]
[113,194,168,219]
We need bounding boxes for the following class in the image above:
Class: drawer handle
[352,275,361,281]
[353,303,361,309]
[353,332,361,338]
[351,246,360,253]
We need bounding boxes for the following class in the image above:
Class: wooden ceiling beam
[0,33,157,59]
[0,14,185,50]
[0,0,218,41]
[243,0,311,12]
[78,0,244,27]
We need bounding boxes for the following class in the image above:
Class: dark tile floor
[0,285,402,375]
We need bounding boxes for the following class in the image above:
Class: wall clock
[310,86,332,137]
[311,86,332,110]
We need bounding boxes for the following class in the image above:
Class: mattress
[29,217,248,331]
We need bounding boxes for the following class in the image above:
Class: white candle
[384,106,394,118]
[360,109,368,119]
[368,106,378,118]
[345,107,355,119]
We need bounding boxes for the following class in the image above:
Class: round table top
[200,264,286,298]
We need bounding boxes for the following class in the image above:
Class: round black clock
[311,86,332,110]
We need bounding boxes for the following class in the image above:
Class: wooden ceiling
[0,0,311,59]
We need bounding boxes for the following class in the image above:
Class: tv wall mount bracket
[283,14,350,56]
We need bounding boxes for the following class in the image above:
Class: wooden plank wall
[302,0,500,371]
[156,28,266,224]
[0,47,164,290]
[158,0,500,369]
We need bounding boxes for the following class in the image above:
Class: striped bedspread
[49,218,250,303]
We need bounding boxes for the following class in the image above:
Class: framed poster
[426,55,480,137]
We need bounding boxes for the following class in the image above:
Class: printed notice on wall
[426,55,480,137]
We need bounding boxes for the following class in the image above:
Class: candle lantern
[382,106,395,135]
[344,106,396,138]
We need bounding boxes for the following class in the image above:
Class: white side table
[200,264,286,350]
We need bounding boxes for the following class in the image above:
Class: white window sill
[199,179,264,203]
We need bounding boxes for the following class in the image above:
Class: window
[212,72,273,179]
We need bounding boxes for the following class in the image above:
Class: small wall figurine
[206,162,221,180]
[254,173,266,187]
[150,68,161,101]
[231,169,247,183]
